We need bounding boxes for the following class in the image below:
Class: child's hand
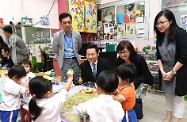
[67,72,74,80]
[67,68,74,79]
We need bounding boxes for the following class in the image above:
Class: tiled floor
[140,91,187,122]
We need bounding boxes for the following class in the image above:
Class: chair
[20,104,31,122]
[41,51,53,72]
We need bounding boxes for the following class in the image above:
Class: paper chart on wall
[117,24,126,39]
[68,0,84,32]
[25,27,51,44]
[84,1,97,33]
[136,23,144,34]
[126,24,135,35]
[103,23,110,33]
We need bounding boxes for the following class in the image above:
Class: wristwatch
[172,70,177,75]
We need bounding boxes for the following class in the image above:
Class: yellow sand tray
[61,93,97,122]
[0,70,8,75]
[61,89,98,122]
[61,93,98,112]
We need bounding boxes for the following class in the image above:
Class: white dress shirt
[90,60,98,73]
[77,94,124,122]
[0,77,26,111]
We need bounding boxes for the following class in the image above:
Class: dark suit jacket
[80,57,111,83]
[157,27,187,96]
[116,54,153,89]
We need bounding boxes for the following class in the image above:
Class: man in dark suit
[80,44,111,83]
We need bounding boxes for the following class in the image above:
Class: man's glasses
[155,20,168,27]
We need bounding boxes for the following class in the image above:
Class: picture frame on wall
[21,17,33,26]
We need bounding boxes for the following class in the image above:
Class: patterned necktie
[92,63,97,78]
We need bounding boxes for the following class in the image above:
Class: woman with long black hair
[154,10,187,122]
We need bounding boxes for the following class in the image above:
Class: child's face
[118,76,128,87]
[21,64,31,73]
[1,49,9,57]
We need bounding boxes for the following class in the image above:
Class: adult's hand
[161,70,167,80]
[165,71,174,81]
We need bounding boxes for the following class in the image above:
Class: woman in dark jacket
[116,40,153,120]
[154,10,187,122]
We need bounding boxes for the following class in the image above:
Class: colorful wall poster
[85,1,97,33]
[101,7,115,22]
[124,11,136,24]
[68,0,84,32]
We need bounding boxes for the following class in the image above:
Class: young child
[0,65,29,122]
[77,70,124,122]
[28,72,74,122]
[19,59,35,86]
[114,64,137,122]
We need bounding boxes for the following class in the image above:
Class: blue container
[117,13,124,24]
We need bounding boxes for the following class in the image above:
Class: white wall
[148,0,161,39]
[0,0,59,29]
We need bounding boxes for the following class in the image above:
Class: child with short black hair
[114,64,137,122]
[19,59,35,86]
[0,65,29,122]
[77,70,124,122]
[28,72,73,121]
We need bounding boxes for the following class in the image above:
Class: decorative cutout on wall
[21,16,33,26]
[40,16,50,25]
[0,18,4,28]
